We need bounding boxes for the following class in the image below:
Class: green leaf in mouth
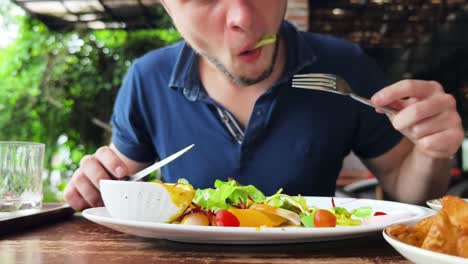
[254,34,277,49]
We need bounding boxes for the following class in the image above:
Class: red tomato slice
[214,210,240,227]
[314,209,337,227]
[373,211,387,216]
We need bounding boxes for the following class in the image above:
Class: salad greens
[193,179,266,210]
[265,190,310,214]
[254,34,277,49]
[330,206,372,226]
[180,178,378,227]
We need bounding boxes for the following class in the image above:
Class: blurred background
[0,0,467,202]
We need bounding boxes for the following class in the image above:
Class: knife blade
[124,144,194,182]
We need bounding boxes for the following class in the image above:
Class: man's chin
[201,42,278,86]
[232,43,279,86]
[231,70,273,86]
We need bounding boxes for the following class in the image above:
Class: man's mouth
[235,33,276,63]
[238,47,262,62]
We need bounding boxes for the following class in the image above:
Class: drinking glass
[0,142,45,212]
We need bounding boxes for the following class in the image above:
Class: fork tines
[293,73,337,79]
[291,73,337,91]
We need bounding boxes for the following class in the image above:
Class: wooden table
[0,214,410,264]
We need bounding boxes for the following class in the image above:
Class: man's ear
[159,0,172,16]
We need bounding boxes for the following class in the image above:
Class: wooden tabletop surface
[0,214,410,264]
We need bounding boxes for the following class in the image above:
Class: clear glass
[0,142,45,212]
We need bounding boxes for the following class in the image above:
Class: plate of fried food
[384,195,468,264]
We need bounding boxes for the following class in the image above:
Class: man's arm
[364,138,451,204]
[362,79,463,205]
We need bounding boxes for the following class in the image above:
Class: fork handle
[350,94,397,116]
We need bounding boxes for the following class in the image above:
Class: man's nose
[226,0,255,33]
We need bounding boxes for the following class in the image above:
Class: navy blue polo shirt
[111,21,402,196]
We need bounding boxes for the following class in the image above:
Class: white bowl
[426,198,468,211]
[383,227,468,264]
[100,180,194,223]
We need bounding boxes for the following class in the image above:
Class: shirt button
[256,109,264,116]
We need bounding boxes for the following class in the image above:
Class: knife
[123,144,194,182]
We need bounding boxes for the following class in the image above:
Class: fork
[292,73,396,116]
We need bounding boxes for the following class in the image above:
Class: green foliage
[0,2,180,202]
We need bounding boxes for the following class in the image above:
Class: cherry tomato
[314,209,337,227]
[373,211,387,216]
[214,210,240,227]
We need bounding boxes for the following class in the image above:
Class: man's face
[161,0,287,86]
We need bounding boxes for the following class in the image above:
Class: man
[64,0,463,211]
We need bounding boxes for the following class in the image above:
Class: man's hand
[64,146,129,211]
[371,80,463,159]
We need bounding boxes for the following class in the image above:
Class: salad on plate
[168,178,386,228]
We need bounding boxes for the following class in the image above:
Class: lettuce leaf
[193,179,266,210]
[265,192,310,214]
[300,212,316,227]
[254,34,277,48]
[351,206,373,218]
[329,206,371,226]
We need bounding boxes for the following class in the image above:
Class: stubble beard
[199,39,280,87]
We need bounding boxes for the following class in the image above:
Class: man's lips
[237,38,264,55]
[235,35,273,63]
[238,47,262,63]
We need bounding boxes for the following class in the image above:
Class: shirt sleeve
[111,61,158,163]
[348,46,403,159]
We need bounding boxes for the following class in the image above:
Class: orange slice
[227,208,287,227]
[249,203,301,226]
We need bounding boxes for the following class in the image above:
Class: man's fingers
[95,146,128,179]
[79,155,113,189]
[372,80,443,106]
[64,180,90,211]
[73,173,104,208]
[408,111,452,140]
[416,129,464,159]
[391,94,455,131]
[65,147,130,212]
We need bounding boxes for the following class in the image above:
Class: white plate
[83,197,434,244]
[426,198,468,211]
[383,228,468,264]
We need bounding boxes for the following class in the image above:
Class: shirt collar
[276,21,317,86]
[168,42,201,101]
[168,20,317,101]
